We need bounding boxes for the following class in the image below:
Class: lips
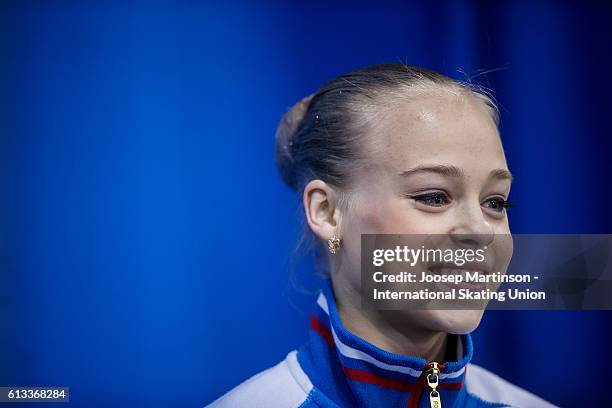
[427,264,490,291]
[427,262,492,275]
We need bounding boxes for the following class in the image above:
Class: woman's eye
[483,197,512,212]
[411,192,451,207]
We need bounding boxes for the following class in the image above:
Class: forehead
[368,93,506,172]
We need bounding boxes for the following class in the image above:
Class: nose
[448,199,495,248]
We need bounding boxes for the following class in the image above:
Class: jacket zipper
[426,362,442,408]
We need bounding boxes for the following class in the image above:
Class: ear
[303,179,340,241]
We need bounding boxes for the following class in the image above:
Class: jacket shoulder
[465,363,559,407]
[206,350,314,408]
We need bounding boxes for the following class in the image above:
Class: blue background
[1,1,611,407]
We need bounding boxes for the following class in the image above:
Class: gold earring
[328,234,341,254]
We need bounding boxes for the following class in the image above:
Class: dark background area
[1,1,611,406]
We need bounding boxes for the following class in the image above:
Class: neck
[332,278,450,362]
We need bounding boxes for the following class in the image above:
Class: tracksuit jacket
[208,279,557,408]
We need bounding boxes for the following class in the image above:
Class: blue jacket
[208,280,557,408]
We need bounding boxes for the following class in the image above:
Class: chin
[428,309,485,335]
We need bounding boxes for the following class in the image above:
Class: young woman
[208,64,556,407]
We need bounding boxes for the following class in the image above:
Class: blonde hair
[274,63,500,276]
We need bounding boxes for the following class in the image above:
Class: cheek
[350,197,450,235]
[350,198,409,234]
[494,216,511,235]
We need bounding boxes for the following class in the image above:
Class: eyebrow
[398,164,514,182]
[489,168,514,182]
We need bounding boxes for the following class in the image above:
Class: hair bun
[274,93,314,191]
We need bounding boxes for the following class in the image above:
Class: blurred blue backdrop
[1,1,611,407]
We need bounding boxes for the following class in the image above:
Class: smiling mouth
[428,263,491,275]
[428,266,488,273]
[426,266,489,291]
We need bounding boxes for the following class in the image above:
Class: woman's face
[339,92,513,335]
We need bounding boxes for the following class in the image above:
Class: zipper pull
[427,362,442,408]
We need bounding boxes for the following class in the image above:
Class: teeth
[431,268,470,274]
[430,267,485,275]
